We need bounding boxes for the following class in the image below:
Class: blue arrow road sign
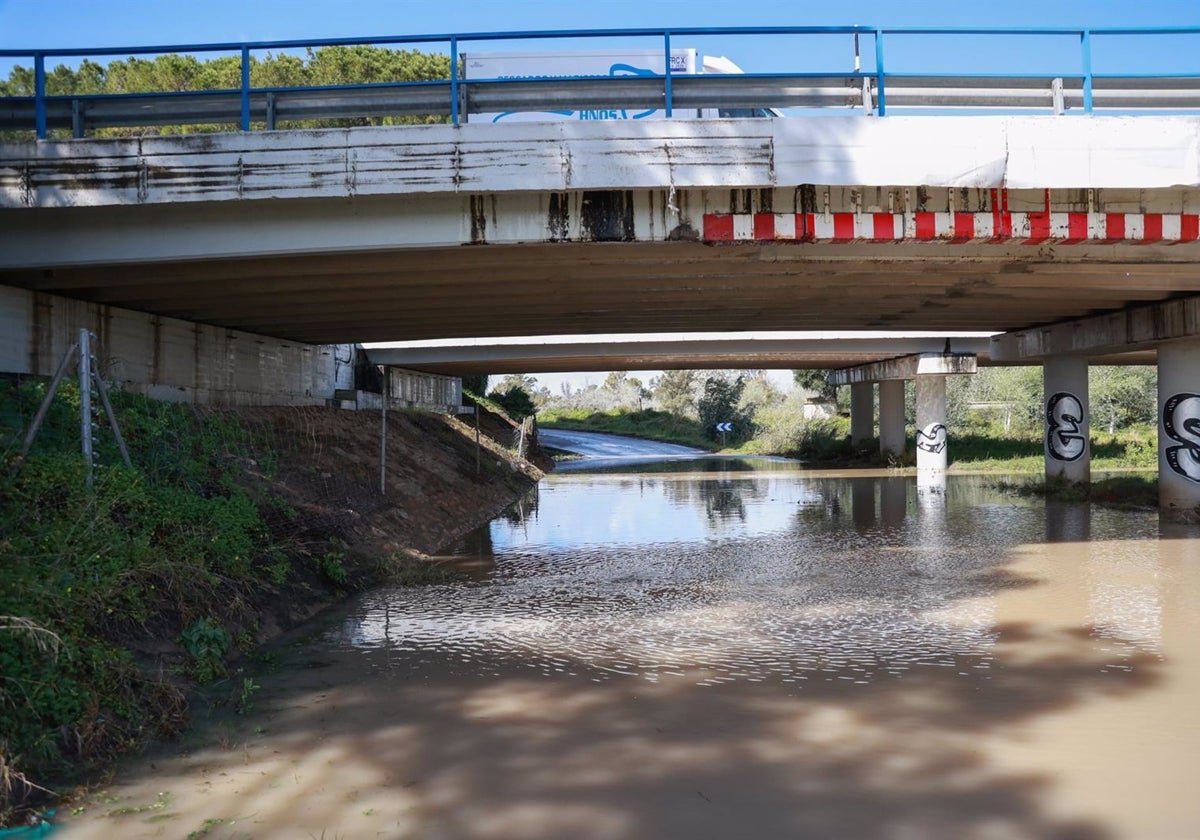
[715,422,734,433]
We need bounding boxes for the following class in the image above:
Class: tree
[963,366,1042,433]
[3,46,453,137]
[738,373,784,419]
[697,374,749,441]
[487,385,536,420]
[460,374,489,403]
[493,373,538,394]
[602,371,629,392]
[1090,366,1156,432]
[793,369,837,403]
[651,370,697,416]
[627,377,650,411]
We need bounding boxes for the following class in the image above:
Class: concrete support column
[1158,339,1200,512]
[878,379,906,458]
[850,382,875,447]
[1043,356,1090,484]
[915,374,948,478]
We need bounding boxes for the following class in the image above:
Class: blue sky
[1,0,1197,50]
[1,1,1198,85]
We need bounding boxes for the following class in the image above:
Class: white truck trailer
[461,49,775,123]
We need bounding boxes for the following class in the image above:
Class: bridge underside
[3,119,1200,371]
[361,338,1155,376]
[4,238,1197,347]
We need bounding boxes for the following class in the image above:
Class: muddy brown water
[61,463,1200,839]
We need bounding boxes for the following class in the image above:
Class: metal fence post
[1081,29,1094,114]
[874,30,887,116]
[380,367,388,495]
[34,53,47,139]
[240,45,252,131]
[663,31,673,118]
[450,36,460,125]
[20,341,78,458]
[79,328,94,488]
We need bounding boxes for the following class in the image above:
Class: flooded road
[63,450,1200,839]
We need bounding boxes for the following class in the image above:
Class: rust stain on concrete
[580,190,635,242]
[469,195,488,243]
[547,192,570,242]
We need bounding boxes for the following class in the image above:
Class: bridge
[3,26,1200,509]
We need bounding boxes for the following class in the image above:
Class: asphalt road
[538,427,706,461]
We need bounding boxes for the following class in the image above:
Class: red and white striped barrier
[702,211,1200,244]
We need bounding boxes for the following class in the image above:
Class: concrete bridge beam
[1043,356,1091,484]
[1158,339,1200,514]
[828,352,977,386]
[990,295,1200,362]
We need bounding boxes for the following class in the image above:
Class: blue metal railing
[2,25,1199,138]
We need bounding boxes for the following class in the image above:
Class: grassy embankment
[0,377,532,826]
[0,377,353,824]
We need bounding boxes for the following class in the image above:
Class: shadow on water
[61,464,1199,840]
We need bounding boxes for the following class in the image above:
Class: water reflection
[333,462,1197,696]
[67,460,1200,840]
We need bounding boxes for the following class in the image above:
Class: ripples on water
[324,466,1173,688]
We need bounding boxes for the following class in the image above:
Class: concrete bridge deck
[2,117,1199,348]
[4,113,1200,508]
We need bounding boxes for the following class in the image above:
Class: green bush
[0,378,281,818]
[320,550,349,587]
[487,386,536,420]
[179,618,231,684]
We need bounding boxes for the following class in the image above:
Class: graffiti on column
[915,423,947,454]
[1046,392,1086,462]
[1163,392,1200,483]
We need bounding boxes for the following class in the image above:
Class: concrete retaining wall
[386,367,463,413]
[0,284,354,405]
[337,369,467,415]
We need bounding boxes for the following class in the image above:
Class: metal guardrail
[2,26,1199,138]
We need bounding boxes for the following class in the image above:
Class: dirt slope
[225,405,543,631]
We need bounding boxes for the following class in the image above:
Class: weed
[107,790,173,816]
[179,619,230,684]
[187,816,232,838]
[236,678,261,715]
[264,555,291,585]
[319,551,348,587]
[993,474,1158,508]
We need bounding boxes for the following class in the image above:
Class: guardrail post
[34,53,47,139]
[874,30,886,116]
[71,99,84,137]
[664,31,673,118]
[1081,29,1094,114]
[240,45,251,131]
[450,36,460,125]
